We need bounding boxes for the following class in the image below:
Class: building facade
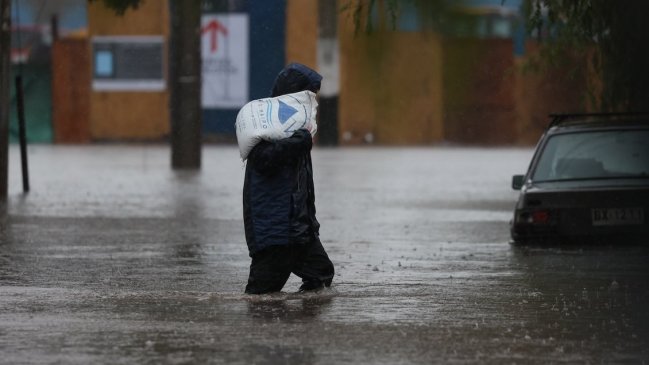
[40,0,590,144]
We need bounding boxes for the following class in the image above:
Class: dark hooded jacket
[243,63,322,256]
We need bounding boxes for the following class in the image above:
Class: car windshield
[532,129,649,182]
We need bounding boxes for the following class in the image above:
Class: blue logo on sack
[278,101,298,125]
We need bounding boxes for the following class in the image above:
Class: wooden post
[169,0,202,169]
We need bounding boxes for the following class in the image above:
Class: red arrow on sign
[201,19,229,53]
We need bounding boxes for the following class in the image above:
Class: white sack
[235,91,318,160]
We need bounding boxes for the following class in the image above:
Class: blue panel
[202,0,286,136]
[513,21,526,56]
[95,51,114,77]
[11,0,33,24]
[59,4,88,30]
[248,0,286,100]
[464,0,522,8]
[203,109,238,134]
[397,3,420,32]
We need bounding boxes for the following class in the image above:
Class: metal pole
[14,75,29,193]
[0,0,11,199]
[50,14,59,41]
[13,0,28,193]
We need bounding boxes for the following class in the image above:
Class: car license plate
[592,207,644,226]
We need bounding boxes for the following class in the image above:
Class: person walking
[243,63,335,294]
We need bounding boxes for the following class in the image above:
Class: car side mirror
[512,175,525,190]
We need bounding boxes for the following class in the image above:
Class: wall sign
[201,14,249,108]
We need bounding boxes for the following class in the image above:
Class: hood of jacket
[270,63,322,97]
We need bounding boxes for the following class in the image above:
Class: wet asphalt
[0,145,647,364]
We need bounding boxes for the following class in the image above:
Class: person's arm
[248,129,312,175]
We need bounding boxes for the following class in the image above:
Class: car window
[532,130,649,181]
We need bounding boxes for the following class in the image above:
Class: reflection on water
[246,292,334,322]
[505,243,649,362]
[240,344,316,365]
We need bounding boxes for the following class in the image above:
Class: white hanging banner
[201,14,249,108]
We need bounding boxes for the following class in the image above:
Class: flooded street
[1,145,648,364]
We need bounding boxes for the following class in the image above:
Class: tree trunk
[0,0,11,198]
[169,0,202,169]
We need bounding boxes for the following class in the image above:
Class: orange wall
[334,1,591,146]
[285,0,318,68]
[338,16,444,145]
[88,1,169,36]
[442,38,517,144]
[87,0,170,140]
[513,41,590,144]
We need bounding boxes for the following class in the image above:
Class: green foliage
[340,0,377,34]
[523,0,649,111]
[88,0,143,15]
[341,0,456,34]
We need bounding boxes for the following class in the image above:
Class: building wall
[513,41,590,144]
[76,0,590,145]
[442,38,517,144]
[332,2,590,146]
[52,38,90,143]
[338,16,445,145]
[285,0,317,69]
[87,0,170,141]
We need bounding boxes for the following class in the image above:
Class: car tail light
[531,210,550,223]
[520,210,552,224]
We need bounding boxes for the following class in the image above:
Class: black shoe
[299,280,324,292]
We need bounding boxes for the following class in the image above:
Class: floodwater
[1,145,647,364]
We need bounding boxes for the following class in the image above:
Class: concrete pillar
[316,0,339,146]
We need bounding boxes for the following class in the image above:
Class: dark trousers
[245,238,334,294]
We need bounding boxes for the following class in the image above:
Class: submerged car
[510,113,649,244]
